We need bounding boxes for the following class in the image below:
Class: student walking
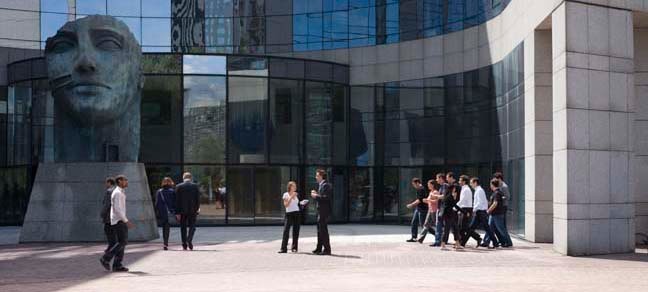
[417,180,439,243]
[100,175,134,272]
[155,177,176,250]
[406,178,428,242]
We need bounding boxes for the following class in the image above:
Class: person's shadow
[302,252,361,259]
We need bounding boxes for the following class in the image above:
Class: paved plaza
[0,225,647,292]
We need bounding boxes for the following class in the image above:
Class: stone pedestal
[20,162,159,242]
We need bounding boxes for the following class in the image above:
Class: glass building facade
[1,0,523,236]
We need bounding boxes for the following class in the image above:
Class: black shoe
[163,246,168,251]
[312,249,322,254]
[406,238,417,242]
[417,237,425,244]
[99,258,110,271]
[291,248,298,253]
[112,266,129,272]
[319,250,331,256]
[430,243,441,247]
[278,250,287,254]
[182,244,187,250]
[188,243,194,250]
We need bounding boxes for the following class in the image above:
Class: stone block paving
[0,225,647,292]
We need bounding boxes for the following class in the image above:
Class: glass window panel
[398,167,421,221]
[349,3,375,47]
[269,79,303,164]
[305,61,332,81]
[304,167,347,223]
[41,12,69,49]
[268,58,304,79]
[295,0,323,14]
[142,0,171,17]
[41,0,71,13]
[233,0,265,17]
[385,2,399,43]
[143,18,171,49]
[305,82,332,165]
[332,84,348,165]
[349,167,373,222]
[228,77,267,164]
[108,0,141,16]
[227,167,254,224]
[77,0,106,15]
[227,56,268,76]
[116,17,141,44]
[140,76,182,163]
[323,11,348,49]
[399,0,418,41]
[206,0,233,17]
[292,14,308,51]
[381,167,400,222]
[265,15,292,53]
[254,166,300,224]
[445,0,464,32]
[205,17,233,53]
[307,13,323,50]
[422,0,443,37]
[183,55,227,74]
[324,0,348,12]
[183,76,227,163]
[145,164,182,201]
[350,86,374,166]
[142,54,182,74]
[184,165,227,224]
[233,16,265,53]
[265,0,291,16]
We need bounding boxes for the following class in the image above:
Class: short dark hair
[316,169,328,180]
[428,180,440,191]
[459,175,470,184]
[411,177,421,184]
[115,175,127,185]
[436,173,446,180]
[105,177,116,185]
[446,172,456,180]
[490,178,500,188]
[470,177,480,185]
[494,172,504,180]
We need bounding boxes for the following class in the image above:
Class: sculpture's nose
[74,50,97,74]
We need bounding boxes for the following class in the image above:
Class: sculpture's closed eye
[96,38,122,51]
[50,40,75,53]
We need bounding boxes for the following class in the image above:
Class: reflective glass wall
[4,44,523,232]
[38,0,510,53]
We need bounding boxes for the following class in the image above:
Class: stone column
[524,29,553,243]
[552,1,635,255]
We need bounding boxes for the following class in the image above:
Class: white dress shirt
[457,185,473,208]
[110,186,128,225]
[472,185,488,211]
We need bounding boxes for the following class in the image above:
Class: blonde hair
[286,181,297,192]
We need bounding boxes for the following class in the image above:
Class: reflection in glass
[305,82,332,165]
[143,18,171,52]
[227,56,268,76]
[145,164,182,203]
[41,0,72,13]
[323,11,348,49]
[108,0,141,16]
[142,54,182,74]
[349,167,373,221]
[76,0,106,15]
[255,166,300,224]
[185,165,227,224]
[332,84,348,165]
[228,77,267,164]
[7,82,32,166]
[382,167,399,222]
[116,17,141,43]
[205,18,233,53]
[350,86,373,166]
[269,79,303,164]
[41,13,69,49]
[142,0,171,17]
[183,76,227,163]
[183,55,227,74]
[349,0,376,47]
[227,167,254,224]
[140,76,182,163]
[398,167,421,222]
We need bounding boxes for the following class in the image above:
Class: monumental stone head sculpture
[45,15,144,162]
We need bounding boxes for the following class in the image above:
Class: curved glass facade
[37,0,510,53]
[3,44,524,232]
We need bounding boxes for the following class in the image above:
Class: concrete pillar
[634,26,648,243]
[524,29,554,243]
[552,1,635,255]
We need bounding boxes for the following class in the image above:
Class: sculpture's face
[45,16,142,125]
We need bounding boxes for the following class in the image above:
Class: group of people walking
[98,172,202,272]
[406,172,513,250]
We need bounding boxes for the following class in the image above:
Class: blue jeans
[434,211,444,244]
[488,214,512,247]
[410,209,426,239]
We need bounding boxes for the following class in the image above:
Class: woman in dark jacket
[156,177,176,250]
[437,184,462,250]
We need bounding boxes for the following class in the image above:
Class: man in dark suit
[175,172,201,251]
[311,169,332,255]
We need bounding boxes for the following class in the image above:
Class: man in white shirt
[100,175,134,272]
[457,175,481,247]
[464,177,497,248]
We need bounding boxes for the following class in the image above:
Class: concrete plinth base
[19,163,159,242]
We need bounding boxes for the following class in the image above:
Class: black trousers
[458,208,481,246]
[441,212,460,244]
[160,220,171,246]
[280,211,301,251]
[102,221,128,268]
[103,223,117,253]
[180,213,197,247]
[316,213,331,252]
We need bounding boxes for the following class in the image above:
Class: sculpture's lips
[71,81,111,89]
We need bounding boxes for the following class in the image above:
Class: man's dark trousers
[316,214,331,252]
[103,223,117,253]
[102,221,128,268]
[458,208,481,245]
[180,213,197,248]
